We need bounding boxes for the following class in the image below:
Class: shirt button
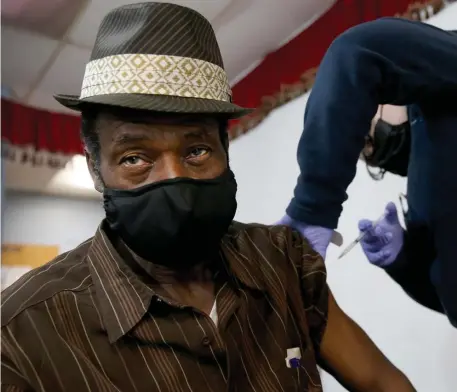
[201,336,211,347]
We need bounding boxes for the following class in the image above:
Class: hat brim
[54,93,253,119]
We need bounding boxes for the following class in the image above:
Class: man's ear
[85,151,103,193]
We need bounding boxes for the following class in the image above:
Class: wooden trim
[2,244,59,269]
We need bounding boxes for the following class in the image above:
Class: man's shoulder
[224,222,316,274]
[227,221,324,279]
[1,238,94,328]
[229,221,312,254]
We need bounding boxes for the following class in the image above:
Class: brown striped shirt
[1,221,328,392]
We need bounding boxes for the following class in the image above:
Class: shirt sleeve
[288,229,329,351]
[1,385,29,392]
[1,327,34,391]
[1,356,33,391]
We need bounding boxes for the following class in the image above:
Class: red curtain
[2,99,82,155]
[1,0,442,156]
[229,0,443,133]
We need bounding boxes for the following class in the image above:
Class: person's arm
[287,18,457,229]
[290,228,414,391]
[319,291,415,392]
[385,229,443,314]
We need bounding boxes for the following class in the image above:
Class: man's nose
[154,153,188,181]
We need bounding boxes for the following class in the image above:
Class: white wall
[2,191,104,289]
[3,191,104,252]
[230,5,457,390]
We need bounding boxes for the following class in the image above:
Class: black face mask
[103,169,237,267]
[364,118,411,180]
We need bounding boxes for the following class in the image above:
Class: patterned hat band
[80,54,232,102]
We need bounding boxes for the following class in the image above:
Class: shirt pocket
[271,344,319,391]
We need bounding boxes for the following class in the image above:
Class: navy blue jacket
[286,20,457,228]
[384,106,442,314]
[286,18,457,325]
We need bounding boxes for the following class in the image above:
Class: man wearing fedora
[1,3,415,392]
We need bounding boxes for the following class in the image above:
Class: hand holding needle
[337,213,386,260]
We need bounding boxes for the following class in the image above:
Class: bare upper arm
[284,226,414,391]
[318,290,415,392]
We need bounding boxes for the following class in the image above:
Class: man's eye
[188,147,209,158]
[121,155,144,166]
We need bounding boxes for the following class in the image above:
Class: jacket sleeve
[384,228,443,314]
[286,19,457,229]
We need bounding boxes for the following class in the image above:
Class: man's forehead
[97,110,219,129]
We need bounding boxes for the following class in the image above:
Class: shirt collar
[86,223,157,343]
[86,221,265,343]
[219,223,266,292]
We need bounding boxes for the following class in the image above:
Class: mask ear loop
[366,165,386,180]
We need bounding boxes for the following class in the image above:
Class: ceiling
[1,0,336,115]
[3,1,456,200]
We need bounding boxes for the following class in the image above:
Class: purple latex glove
[276,214,333,259]
[358,202,404,268]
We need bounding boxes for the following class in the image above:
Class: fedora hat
[55,2,252,119]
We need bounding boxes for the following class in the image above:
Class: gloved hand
[276,214,333,259]
[359,202,404,268]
